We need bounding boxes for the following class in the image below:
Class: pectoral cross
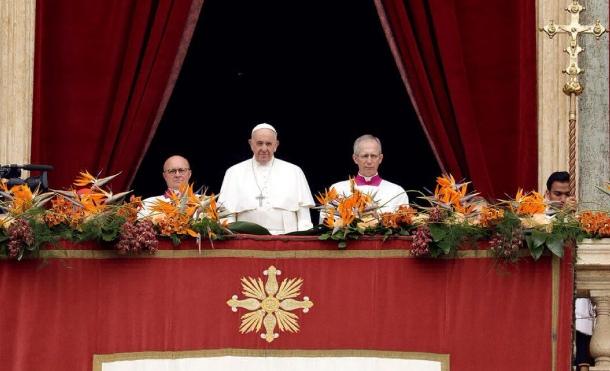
[256,193,266,207]
[540,0,607,194]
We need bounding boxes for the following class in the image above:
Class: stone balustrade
[576,239,610,370]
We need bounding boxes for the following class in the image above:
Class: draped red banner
[31,0,203,191]
[375,0,538,198]
[0,238,573,370]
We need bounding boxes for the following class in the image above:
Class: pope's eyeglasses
[164,168,190,175]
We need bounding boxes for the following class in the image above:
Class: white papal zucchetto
[251,123,277,135]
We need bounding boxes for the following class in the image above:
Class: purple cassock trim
[354,175,382,186]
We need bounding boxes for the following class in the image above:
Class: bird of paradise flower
[227,266,314,343]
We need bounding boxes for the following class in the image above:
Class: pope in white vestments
[218,123,314,234]
[326,134,408,219]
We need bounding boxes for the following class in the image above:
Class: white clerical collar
[357,172,379,182]
[253,156,275,169]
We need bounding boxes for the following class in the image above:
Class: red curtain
[32,0,203,191]
[375,0,537,198]
[0,239,574,371]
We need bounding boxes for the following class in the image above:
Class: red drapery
[31,0,203,191]
[0,238,573,371]
[375,0,538,198]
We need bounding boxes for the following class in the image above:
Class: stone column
[576,239,610,370]
[0,0,36,167]
[537,0,571,190]
[578,0,610,210]
[590,292,610,369]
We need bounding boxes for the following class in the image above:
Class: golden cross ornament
[227,266,314,343]
[540,0,606,96]
[540,1,607,194]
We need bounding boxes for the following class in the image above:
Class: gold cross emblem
[227,266,314,343]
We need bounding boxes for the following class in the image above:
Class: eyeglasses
[164,168,190,175]
[357,154,381,160]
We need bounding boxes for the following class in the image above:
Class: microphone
[21,164,54,172]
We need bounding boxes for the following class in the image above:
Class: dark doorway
[132,0,440,200]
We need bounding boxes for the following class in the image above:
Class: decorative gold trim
[93,348,450,371]
[551,255,560,371]
[7,248,510,260]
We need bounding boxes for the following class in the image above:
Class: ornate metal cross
[540,0,607,193]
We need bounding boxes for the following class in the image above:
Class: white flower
[520,213,552,232]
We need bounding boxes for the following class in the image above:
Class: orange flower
[73,170,97,187]
[2,184,34,214]
[205,194,219,221]
[149,184,200,237]
[79,190,107,215]
[479,206,504,227]
[322,207,336,228]
[514,189,546,216]
[315,187,339,205]
[433,174,472,213]
[380,212,398,229]
[338,204,355,226]
[599,218,610,237]
[116,195,142,223]
[436,174,456,189]
[580,211,610,235]
[381,205,416,228]
[44,195,86,228]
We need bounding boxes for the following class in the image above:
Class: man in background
[545,171,593,370]
[139,155,192,217]
[327,134,409,213]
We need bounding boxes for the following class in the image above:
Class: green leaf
[437,239,453,255]
[530,230,548,249]
[428,223,447,242]
[284,225,327,236]
[529,242,545,261]
[101,229,117,242]
[546,235,564,258]
[338,241,347,249]
[170,234,181,246]
[227,221,271,235]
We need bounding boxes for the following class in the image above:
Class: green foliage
[76,213,126,243]
[227,221,271,235]
[428,222,485,257]
[192,218,227,240]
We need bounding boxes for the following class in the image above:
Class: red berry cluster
[489,229,523,261]
[412,225,432,257]
[116,220,158,255]
[7,218,34,258]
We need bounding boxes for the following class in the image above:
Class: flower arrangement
[140,182,230,245]
[0,171,230,260]
[315,174,597,261]
[1,171,607,262]
[316,179,377,248]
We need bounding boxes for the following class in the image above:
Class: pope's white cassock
[331,175,409,213]
[218,157,315,234]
